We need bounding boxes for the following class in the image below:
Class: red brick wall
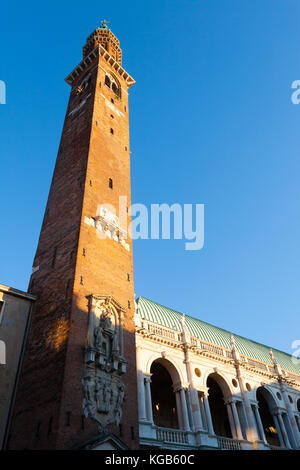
[9,45,138,449]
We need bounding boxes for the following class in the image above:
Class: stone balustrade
[217,436,242,450]
[156,427,188,444]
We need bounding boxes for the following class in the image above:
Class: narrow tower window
[65,279,71,299]
[109,178,113,189]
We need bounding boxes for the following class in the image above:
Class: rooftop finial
[100,19,110,29]
[179,313,191,344]
[179,313,186,331]
[269,348,277,364]
[230,333,236,350]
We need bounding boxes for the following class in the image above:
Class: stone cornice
[65,44,135,88]
[135,319,300,388]
[0,283,36,301]
[87,294,126,313]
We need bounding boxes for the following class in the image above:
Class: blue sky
[0,0,300,354]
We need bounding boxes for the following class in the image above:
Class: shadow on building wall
[6,291,139,450]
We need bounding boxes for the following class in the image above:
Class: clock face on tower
[75,74,91,95]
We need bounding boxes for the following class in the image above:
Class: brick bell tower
[9,22,139,450]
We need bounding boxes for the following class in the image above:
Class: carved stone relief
[84,207,129,251]
[82,295,127,430]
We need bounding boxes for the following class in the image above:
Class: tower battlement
[83,21,122,64]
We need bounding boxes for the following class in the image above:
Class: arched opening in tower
[150,361,179,429]
[256,387,280,447]
[207,374,232,438]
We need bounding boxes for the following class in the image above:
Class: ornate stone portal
[82,295,127,430]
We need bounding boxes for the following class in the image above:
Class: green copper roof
[136,296,300,376]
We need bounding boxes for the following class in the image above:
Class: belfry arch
[150,359,180,429]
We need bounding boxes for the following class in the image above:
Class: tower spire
[100,19,110,29]
[83,22,122,63]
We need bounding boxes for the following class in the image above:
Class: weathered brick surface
[9,31,138,449]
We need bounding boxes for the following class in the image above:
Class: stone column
[225,401,238,439]
[296,415,300,433]
[280,386,300,448]
[180,388,191,431]
[253,404,267,443]
[276,410,291,449]
[239,401,250,440]
[175,390,184,429]
[238,378,260,442]
[144,375,154,424]
[203,392,215,435]
[273,414,285,448]
[186,388,195,430]
[230,336,260,442]
[183,348,203,431]
[190,388,203,431]
[198,394,207,430]
[231,401,244,440]
[270,352,300,449]
[136,347,147,421]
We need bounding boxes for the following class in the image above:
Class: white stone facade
[135,312,300,450]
